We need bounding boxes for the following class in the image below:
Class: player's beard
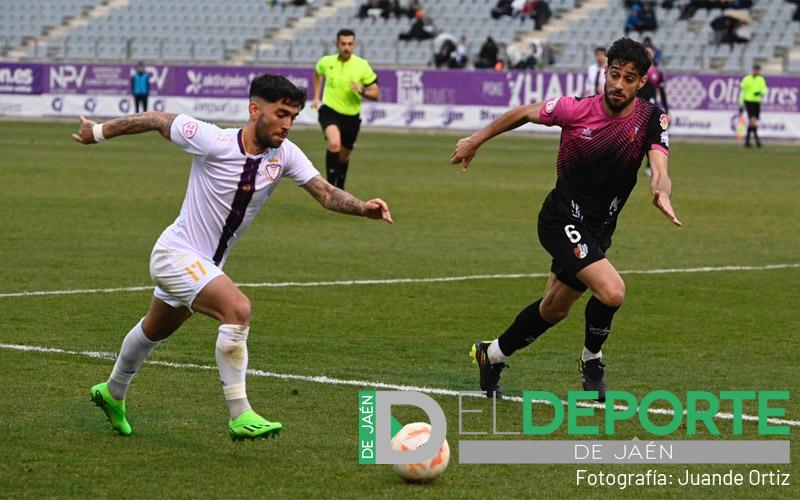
[255,116,282,149]
[603,89,634,113]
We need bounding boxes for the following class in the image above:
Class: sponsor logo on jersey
[570,200,583,220]
[581,127,592,139]
[660,131,669,147]
[182,121,198,139]
[659,113,669,130]
[608,196,620,217]
[574,243,589,259]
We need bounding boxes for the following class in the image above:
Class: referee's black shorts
[744,101,761,119]
[318,105,362,150]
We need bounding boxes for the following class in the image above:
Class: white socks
[216,324,252,419]
[108,319,160,400]
[487,339,508,364]
[582,347,603,362]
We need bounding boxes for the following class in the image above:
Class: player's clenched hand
[450,136,480,173]
[71,115,98,144]
[362,198,394,224]
[652,191,682,227]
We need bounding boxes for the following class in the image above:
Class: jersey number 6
[564,224,582,243]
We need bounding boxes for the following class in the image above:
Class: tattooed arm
[302,176,393,223]
[71,112,177,144]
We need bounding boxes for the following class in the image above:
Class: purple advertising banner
[2,61,799,112]
[0,62,43,94]
[45,62,170,95]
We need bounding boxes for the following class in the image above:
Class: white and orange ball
[390,422,450,483]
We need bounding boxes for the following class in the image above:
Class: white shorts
[149,246,224,311]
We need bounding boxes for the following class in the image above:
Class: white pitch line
[1,342,798,428]
[1,263,798,299]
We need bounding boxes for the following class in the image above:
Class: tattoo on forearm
[104,112,176,140]
[326,188,363,216]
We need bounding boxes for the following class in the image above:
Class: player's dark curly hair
[605,38,651,77]
[249,73,306,109]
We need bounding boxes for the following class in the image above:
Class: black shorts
[744,102,760,119]
[318,105,361,150]
[537,204,611,292]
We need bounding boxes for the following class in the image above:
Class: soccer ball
[390,422,450,483]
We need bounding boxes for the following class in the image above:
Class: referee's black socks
[584,296,620,355]
[497,299,554,356]
[337,161,349,189]
[325,151,339,185]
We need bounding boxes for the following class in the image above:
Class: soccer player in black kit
[451,38,682,402]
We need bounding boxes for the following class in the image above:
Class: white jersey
[585,63,606,96]
[155,114,320,267]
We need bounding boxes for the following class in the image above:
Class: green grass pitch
[0,120,798,498]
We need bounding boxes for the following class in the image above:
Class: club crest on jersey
[659,114,669,130]
[265,163,281,181]
[628,126,639,141]
[181,121,198,139]
[545,98,559,114]
[574,243,589,259]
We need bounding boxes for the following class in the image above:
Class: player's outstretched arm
[72,112,177,144]
[450,102,544,172]
[302,176,393,223]
[648,149,682,227]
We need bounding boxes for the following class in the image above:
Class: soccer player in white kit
[72,74,393,440]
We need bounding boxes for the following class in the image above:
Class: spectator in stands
[453,36,468,68]
[711,11,750,47]
[584,46,606,97]
[790,0,800,21]
[507,42,538,70]
[679,0,752,20]
[625,1,658,35]
[398,10,437,41]
[637,2,658,33]
[357,0,385,19]
[475,36,499,69]
[434,39,457,68]
[130,62,150,113]
[491,0,513,19]
[624,3,643,34]
[534,1,552,30]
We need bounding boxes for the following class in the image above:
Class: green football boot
[228,410,282,441]
[90,382,132,436]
